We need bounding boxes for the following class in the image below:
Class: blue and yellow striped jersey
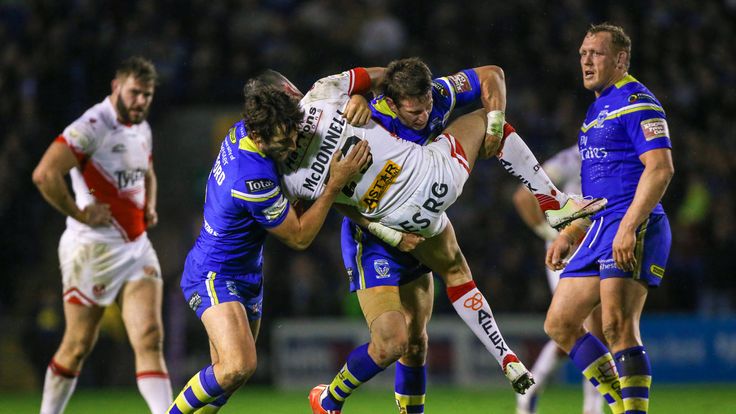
[579,74,672,215]
[369,69,481,145]
[188,120,290,275]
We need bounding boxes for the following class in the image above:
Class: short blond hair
[588,23,632,69]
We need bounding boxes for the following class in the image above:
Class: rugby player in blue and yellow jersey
[312,57,600,414]
[335,59,516,414]
[166,77,373,414]
[544,24,674,414]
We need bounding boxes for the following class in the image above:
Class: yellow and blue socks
[569,333,624,414]
[193,394,229,413]
[321,343,384,410]
[395,362,426,414]
[615,346,652,414]
[168,365,225,414]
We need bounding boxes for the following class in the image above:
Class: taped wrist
[486,110,505,138]
[367,222,402,247]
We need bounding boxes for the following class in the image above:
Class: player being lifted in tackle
[256,66,606,413]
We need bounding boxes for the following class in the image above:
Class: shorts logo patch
[248,302,262,316]
[447,72,472,93]
[263,195,288,221]
[640,118,669,141]
[245,179,275,193]
[360,161,402,211]
[226,281,241,297]
[92,284,106,297]
[188,292,202,312]
[650,264,665,278]
[143,265,159,278]
[374,259,390,278]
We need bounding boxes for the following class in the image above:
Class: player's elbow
[476,65,505,83]
[285,234,313,251]
[31,166,52,189]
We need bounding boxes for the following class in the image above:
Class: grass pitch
[3,384,734,413]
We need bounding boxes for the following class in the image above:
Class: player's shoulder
[432,69,477,96]
[616,76,663,108]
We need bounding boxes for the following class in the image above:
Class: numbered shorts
[341,217,431,292]
[379,133,470,238]
[561,213,671,287]
[180,253,264,320]
[58,228,161,306]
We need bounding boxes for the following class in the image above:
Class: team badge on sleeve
[640,118,669,141]
[447,72,472,93]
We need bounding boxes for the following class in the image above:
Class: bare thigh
[442,108,487,170]
[411,221,472,287]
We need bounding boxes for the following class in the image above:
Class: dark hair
[116,56,158,84]
[242,79,303,143]
[381,57,433,105]
[588,23,632,69]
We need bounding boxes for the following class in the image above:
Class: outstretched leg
[412,221,534,393]
[443,111,606,228]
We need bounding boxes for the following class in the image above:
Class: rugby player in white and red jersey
[268,65,610,413]
[32,57,172,414]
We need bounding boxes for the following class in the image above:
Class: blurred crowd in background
[1,0,734,388]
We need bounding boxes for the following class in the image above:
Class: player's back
[189,120,288,275]
[281,70,431,220]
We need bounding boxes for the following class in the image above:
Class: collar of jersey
[239,136,266,157]
[600,74,639,98]
[371,96,398,119]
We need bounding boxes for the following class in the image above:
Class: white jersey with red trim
[281,69,470,237]
[58,97,151,242]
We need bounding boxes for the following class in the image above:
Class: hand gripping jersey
[57,97,152,242]
[186,120,290,275]
[370,69,482,144]
[578,74,671,216]
[281,69,471,238]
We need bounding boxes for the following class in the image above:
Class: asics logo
[464,292,483,310]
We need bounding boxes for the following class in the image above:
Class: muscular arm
[613,148,674,270]
[145,159,158,227]
[343,67,386,126]
[621,148,674,231]
[364,67,386,93]
[473,65,506,114]
[32,141,85,221]
[267,141,371,250]
[32,141,111,226]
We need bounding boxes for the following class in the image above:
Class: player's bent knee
[544,315,578,345]
[131,323,164,354]
[218,356,257,390]
[404,332,428,363]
